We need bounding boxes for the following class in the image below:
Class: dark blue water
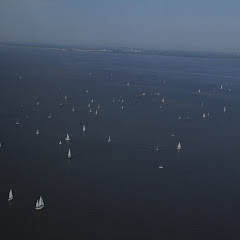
[1,46,240,239]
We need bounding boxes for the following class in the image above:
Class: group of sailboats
[8,189,44,210]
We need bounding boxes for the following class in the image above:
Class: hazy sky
[0,0,239,51]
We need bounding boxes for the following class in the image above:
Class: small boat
[0,142,1,148]
[88,103,90,108]
[201,102,204,107]
[36,129,40,135]
[161,98,165,103]
[178,116,181,120]
[35,196,44,210]
[220,85,223,90]
[121,106,124,110]
[89,108,92,113]
[65,96,67,101]
[126,82,130,86]
[176,142,181,150]
[59,140,62,145]
[95,110,98,115]
[86,89,88,93]
[72,107,75,112]
[156,145,159,151]
[159,165,163,169]
[68,148,71,159]
[121,99,124,103]
[108,136,111,143]
[224,106,227,113]
[198,89,201,93]
[8,189,13,202]
[229,88,232,92]
[48,112,52,119]
[97,104,100,109]
[82,125,86,132]
[171,134,175,137]
[112,98,115,103]
[16,118,20,125]
[65,133,70,141]
[203,113,206,118]
[91,99,94,103]
[36,101,40,106]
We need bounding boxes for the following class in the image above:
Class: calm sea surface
[1,46,240,239]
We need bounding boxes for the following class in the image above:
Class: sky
[0,0,239,52]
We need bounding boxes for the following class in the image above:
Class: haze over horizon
[0,0,239,52]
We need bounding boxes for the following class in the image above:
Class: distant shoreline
[0,43,239,59]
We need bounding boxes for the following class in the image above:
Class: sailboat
[161,98,165,103]
[97,104,100,109]
[95,110,98,115]
[89,108,92,113]
[220,85,223,90]
[65,133,70,141]
[72,107,75,112]
[59,140,62,145]
[121,105,124,110]
[35,196,44,210]
[48,112,52,119]
[112,98,115,103]
[91,99,94,103]
[198,89,201,93]
[201,102,204,107]
[176,142,181,150]
[82,125,86,132]
[224,106,227,113]
[203,113,206,118]
[68,148,71,159]
[108,136,111,143]
[88,103,91,108]
[16,118,20,125]
[86,89,88,93]
[36,129,40,135]
[65,96,67,101]
[8,189,13,202]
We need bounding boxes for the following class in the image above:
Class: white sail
[176,142,181,150]
[108,136,111,143]
[198,89,201,93]
[48,112,52,119]
[91,99,94,103]
[35,200,39,209]
[72,107,75,112]
[97,104,100,109]
[88,103,90,108]
[8,189,13,201]
[162,98,165,103]
[121,105,124,110]
[203,113,206,118]
[36,129,39,135]
[59,140,62,145]
[82,125,86,132]
[39,196,44,207]
[68,148,71,159]
[224,106,226,112]
[95,110,98,115]
[89,108,92,113]
[65,133,70,141]
[220,85,223,90]
[65,96,67,101]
